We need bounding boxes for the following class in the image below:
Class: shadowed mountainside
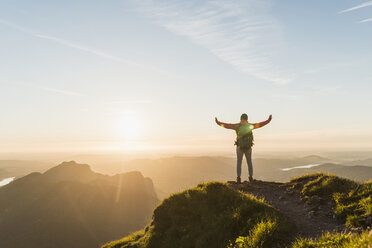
[0,161,159,248]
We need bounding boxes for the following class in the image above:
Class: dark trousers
[236,147,253,178]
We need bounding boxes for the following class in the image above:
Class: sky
[1,0,372,156]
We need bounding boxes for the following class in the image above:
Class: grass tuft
[292,231,372,248]
[101,230,146,248]
[291,173,371,228]
[333,181,372,228]
[231,219,282,248]
[291,173,357,200]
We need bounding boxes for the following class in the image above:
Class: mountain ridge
[0,161,159,248]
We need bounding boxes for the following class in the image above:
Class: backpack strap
[234,123,241,146]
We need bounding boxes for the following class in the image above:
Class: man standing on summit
[215,114,272,183]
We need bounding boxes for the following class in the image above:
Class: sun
[116,113,140,140]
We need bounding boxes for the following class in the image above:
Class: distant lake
[281,164,320,171]
[0,177,15,187]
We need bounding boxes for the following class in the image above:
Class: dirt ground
[228,180,348,243]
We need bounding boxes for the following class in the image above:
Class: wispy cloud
[35,34,140,67]
[0,19,161,72]
[2,80,84,97]
[0,19,34,34]
[339,1,372,14]
[40,87,83,97]
[360,18,372,23]
[133,0,292,84]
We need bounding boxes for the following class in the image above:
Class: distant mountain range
[1,155,371,199]
[118,156,372,197]
[276,163,372,182]
[0,160,53,180]
[348,158,372,166]
[0,161,159,248]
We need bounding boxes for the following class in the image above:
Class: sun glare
[116,113,140,140]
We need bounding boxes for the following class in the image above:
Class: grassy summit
[103,182,291,248]
[104,174,371,248]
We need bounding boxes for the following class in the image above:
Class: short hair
[240,113,248,120]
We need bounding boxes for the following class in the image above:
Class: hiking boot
[249,176,253,183]
[237,177,241,184]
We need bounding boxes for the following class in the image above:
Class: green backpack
[237,124,254,151]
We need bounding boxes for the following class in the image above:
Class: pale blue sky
[1,0,371,154]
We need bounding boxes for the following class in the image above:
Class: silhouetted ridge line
[0,161,159,248]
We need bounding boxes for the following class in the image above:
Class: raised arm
[252,115,272,129]
[215,117,239,130]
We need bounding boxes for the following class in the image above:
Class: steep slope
[0,161,159,248]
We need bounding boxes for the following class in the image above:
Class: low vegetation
[290,173,358,200]
[292,230,372,248]
[334,181,372,228]
[290,173,371,228]
[102,182,292,248]
[230,219,282,248]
